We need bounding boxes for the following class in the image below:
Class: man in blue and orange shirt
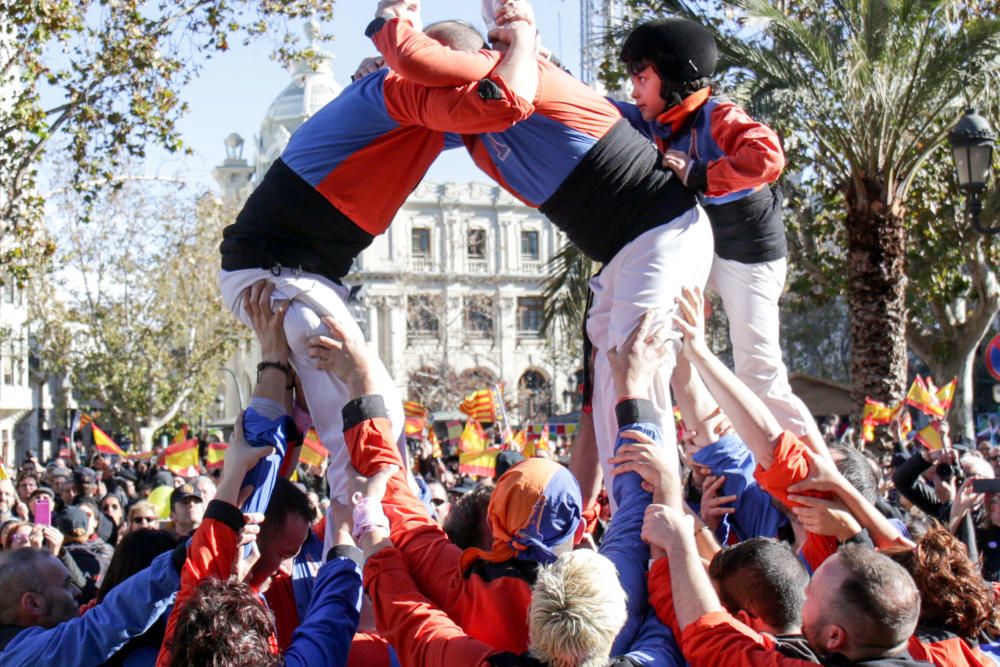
[217,10,538,530]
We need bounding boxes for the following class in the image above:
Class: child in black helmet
[616,18,825,451]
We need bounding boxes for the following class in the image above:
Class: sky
[123,1,584,192]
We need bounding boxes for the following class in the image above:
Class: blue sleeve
[692,433,787,541]
[239,407,297,555]
[607,98,654,141]
[291,530,326,621]
[621,609,685,667]
[1,550,180,667]
[443,132,465,150]
[284,551,363,667]
[600,399,658,658]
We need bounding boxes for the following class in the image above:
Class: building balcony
[0,382,33,418]
[409,258,437,273]
[466,259,489,274]
[516,260,542,274]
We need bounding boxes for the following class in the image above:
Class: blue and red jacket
[370,18,697,264]
[613,91,787,264]
[221,61,533,281]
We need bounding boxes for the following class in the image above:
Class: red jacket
[908,632,994,667]
[345,395,534,654]
[364,548,498,667]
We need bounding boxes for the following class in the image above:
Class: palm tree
[608,0,1000,407]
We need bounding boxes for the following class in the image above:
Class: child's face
[629,64,667,121]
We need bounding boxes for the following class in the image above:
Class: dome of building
[257,20,341,177]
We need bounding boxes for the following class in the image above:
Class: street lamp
[949,107,998,233]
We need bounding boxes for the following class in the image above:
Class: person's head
[801,545,920,660]
[56,506,92,544]
[126,500,159,533]
[619,17,718,120]
[2,521,33,550]
[100,493,124,527]
[424,19,485,52]
[828,445,880,504]
[463,459,582,569]
[885,525,1000,639]
[72,467,99,499]
[167,577,281,667]
[169,484,204,534]
[47,467,69,495]
[73,496,101,538]
[960,452,994,481]
[529,549,627,667]
[97,529,180,602]
[425,479,451,525]
[250,478,314,585]
[191,476,217,504]
[708,537,809,635]
[15,473,38,503]
[0,479,16,517]
[0,548,80,627]
[444,485,494,551]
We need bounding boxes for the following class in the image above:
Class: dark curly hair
[168,577,281,667]
[884,525,1000,640]
[444,485,493,551]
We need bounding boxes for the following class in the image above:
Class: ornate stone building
[213,25,580,427]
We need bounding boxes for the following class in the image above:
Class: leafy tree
[30,178,245,449]
[0,0,335,286]
[610,0,1000,412]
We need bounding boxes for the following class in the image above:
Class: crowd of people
[2,0,999,665]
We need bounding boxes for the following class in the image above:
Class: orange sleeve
[647,557,683,641]
[705,102,785,197]
[680,612,818,667]
[156,507,249,667]
[382,71,533,134]
[372,18,501,86]
[364,548,497,667]
[754,432,839,571]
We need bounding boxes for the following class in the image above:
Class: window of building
[407,295,441,336]
[464,296,494,336]
[520,230,540,260]
[412,227,431,258]
[467,229,486,259]
[517,297,544,334]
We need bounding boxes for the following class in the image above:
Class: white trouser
[218,269,406,506]
[586,207,714,508]
[706,255,814,439]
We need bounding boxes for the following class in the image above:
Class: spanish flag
[459,389,497,423]
[205,442,228,471]
[404,416,426,436]
[905,376,945,418]
[861,399,896,443]
[935,378,957,413]
[0,461,8,481]
[162,438,199,476]
[92,424,127,457]
[458,419,498,477]
[428,428,443,459]
[914,422,944,451]
[172,424,189,444]
[299,429,329,468]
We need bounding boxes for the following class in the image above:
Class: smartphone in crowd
[34,497,51,526]
[971,478,1000,494]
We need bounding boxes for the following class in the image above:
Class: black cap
[449,477,477,496]
[153,470,174,488]
[29,486,55,500]
[73,467,97,486]
[56,506,89,538]
[495,450,525,482]
[170,484,203,511]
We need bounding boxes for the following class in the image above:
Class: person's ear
[734,609,756,629]
[22,591,46,618]
[825,624,847,652]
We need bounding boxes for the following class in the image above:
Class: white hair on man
[529,549,627,667]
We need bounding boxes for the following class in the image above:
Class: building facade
[213,25,580,427]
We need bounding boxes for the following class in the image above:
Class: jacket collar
[653,87,712,139]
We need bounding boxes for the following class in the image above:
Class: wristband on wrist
[351,492,389,541]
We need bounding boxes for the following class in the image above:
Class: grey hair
[0,548,51,624]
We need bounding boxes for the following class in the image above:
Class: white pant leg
[706,255,813,438]
[586,208,714,510]
[218,269,406,508]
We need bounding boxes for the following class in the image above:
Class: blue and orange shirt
[221,60,533,281]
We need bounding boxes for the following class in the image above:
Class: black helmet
[620,18,718,92]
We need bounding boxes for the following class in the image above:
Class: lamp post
[949,107,998,234]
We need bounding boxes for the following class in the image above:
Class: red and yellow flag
[459,389,497,423]
[404,401,429,418]
[205,442,228,471]
[458,419,498,477]
[905,376,945,418]
[162,439,199,476]
[861,399,896,443]
[92,424,127,457]
[172,424,190,444]
[935,378,957,413]
[428,428,443,458]
[404,416,426,436]
[0,461,8,481]
[300,429,329,468]
[914,422,944,451]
